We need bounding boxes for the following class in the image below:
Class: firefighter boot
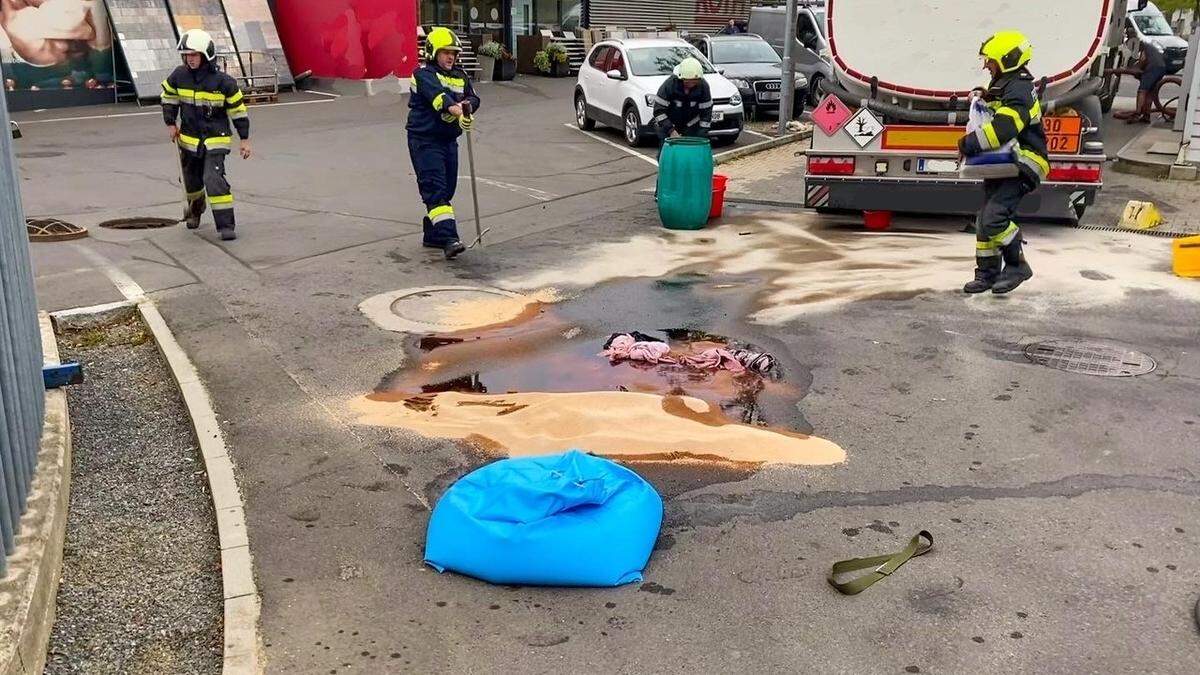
[992,240,1033,294]
[443,239,467,259]
[963,259,1001,294]
[184,199,204,229]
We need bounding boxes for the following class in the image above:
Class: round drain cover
[26,218,88,242]
[1024,339,1156,377]
[99,217,178,230]
[360,286,531,333]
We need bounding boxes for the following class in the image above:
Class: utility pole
[778,0,798,136]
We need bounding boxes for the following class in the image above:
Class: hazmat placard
[813,94,853,136]
[843,108,883,148]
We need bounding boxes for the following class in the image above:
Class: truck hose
[817,77,1103,123]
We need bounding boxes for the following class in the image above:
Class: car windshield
[711,40,780,64]
[1133,13,1173,36]
[627,46,716,76]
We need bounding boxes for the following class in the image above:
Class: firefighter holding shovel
[407,26,482,259]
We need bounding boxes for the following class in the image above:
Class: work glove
[459,114,474,132]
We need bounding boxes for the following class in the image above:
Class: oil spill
[357,275,844,491]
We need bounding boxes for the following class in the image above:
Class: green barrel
[657,137,713,230]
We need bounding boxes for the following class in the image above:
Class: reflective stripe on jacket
[161,62,250,153]
[960,68,1049,184]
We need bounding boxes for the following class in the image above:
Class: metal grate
[1024,339,1156,377]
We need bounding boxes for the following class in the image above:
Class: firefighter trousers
[180,149,235,232]
[975,176,1032,270]
[408,134,460,247]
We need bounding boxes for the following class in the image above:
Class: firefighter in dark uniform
[651,57,713,143]
[958,31,1048,295]
[161,29,251,241]
[407,27,481,259]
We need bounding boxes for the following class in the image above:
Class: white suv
[574,38,744,147]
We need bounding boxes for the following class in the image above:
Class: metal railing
[0,85,46,577]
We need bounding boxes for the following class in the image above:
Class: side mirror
[606,69,624,80]
[718,68,726,75]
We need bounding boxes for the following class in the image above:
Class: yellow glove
[459,114,474,132]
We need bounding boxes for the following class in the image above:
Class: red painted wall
[274,0,418,80]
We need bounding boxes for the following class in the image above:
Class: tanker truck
[804,0,1126,221]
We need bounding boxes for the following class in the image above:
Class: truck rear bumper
[804,176,1100,222]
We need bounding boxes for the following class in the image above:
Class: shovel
[461,101,484,248]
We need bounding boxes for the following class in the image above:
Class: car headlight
[644,94,656,106]
[728,78,750,91]
[730,93,742,106]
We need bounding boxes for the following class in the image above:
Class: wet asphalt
[16,76,1200,672]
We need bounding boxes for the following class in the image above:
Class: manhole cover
[26,218,88,242]
[1024,339,1156,377]
[99,217,178,230]
[360,286,532,333]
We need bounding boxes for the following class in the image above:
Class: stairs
[417,27,483,79]
[540,30,585,75]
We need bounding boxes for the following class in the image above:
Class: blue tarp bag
[961,99,1020,179]
[424,450,663,587]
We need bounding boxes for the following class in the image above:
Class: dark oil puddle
[372,275,814,430]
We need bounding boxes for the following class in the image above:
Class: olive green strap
[827,530,934,595]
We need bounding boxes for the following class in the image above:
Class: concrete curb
[714,128,811,165]
[0,313,71,675]
[137,302,262,675]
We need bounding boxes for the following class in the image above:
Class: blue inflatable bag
[424,450,663,587]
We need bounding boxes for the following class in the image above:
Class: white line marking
[302,89,341,98]
[458,176,556,202]
[744,128,772,139]
[20,98,336,125]
[72,243,146,302]
[563,123,659,167]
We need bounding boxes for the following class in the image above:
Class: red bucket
[709,174,729,219]
[863,210,893,230]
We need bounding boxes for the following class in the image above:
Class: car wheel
[623,106,644,147]
[575,93,596,130]
[808,75,824,107]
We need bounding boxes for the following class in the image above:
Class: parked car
[749,3,832,106]
[1125,0,1187,73]
[685,33,807,120]
[574,38,744,147]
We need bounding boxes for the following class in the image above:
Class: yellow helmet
[425,27,463,61]
[980,31,1032,73]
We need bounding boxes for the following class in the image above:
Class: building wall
[273,0,419,79]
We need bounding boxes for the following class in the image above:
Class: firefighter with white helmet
[161,29,251,241]
[958,31,1048,294]
[651,56,713,142]
[407,26,481,259]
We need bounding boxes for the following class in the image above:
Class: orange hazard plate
[1043,116,1082,154]
[881,125,963,151]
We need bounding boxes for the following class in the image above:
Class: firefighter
[407,26,481,259]
[651,57,713,143]
[958,31,1048,295]
[161,29,251,241]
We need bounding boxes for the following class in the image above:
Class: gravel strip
[45,309,222,675]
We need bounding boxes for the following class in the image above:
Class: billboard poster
[222,0,292,84]
[1,0,115,96]
[273,0,418,81]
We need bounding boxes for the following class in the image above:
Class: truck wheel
[807,75,824,106]
[1099,74,1118,113]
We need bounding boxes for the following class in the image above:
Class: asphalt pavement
[14,75,1200,673]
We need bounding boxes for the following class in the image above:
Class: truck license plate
[917,158,958,173]
[712,111,724,122]
[758,92,781,102]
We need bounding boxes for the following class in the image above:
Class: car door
[596,46,629,119]
[581,45,609,106]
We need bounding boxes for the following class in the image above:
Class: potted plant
[478,41,516,81]
[475,41,496,83]
[535,42,570,77]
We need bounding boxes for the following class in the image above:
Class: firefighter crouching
[651,57,713,143]
[958,31,1049,295]
[161,29,251,241]
[407,26,481,259]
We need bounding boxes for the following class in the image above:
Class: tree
[1155,0,1200,17]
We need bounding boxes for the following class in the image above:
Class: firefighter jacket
[407,63,481,141]
[161,61,249,154]
[959,68,1049,184]
[651,76,713,137]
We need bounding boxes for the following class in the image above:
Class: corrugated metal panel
[586,0,751,33]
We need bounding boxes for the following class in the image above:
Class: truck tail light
[1048,162,1102,183]
[807,156,856,176]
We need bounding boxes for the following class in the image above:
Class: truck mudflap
[803,175,1099,221]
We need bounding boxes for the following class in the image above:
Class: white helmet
[178,29,216,61]
[675,57,704,80]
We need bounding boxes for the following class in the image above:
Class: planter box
[477,55,495,83]
[550,60,570,77]
[494,59,517,81]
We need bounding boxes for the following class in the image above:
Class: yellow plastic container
[1173,235,1200,278]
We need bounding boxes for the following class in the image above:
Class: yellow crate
[1173,234,1200,278]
